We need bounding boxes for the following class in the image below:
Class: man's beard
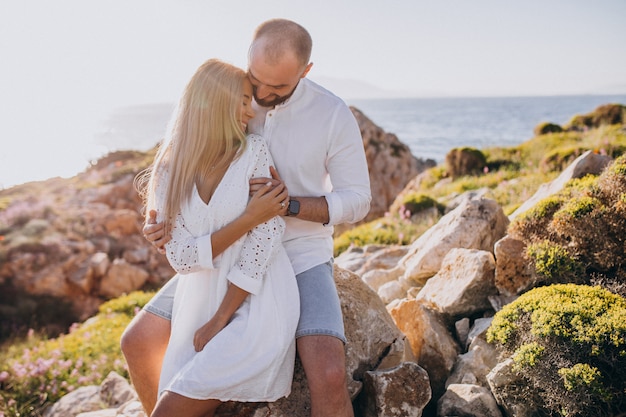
[253,84,297,108]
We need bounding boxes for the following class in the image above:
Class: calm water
[97,95,626,166]
[348,95,626,162]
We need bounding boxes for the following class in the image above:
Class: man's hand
[143,210,169,254]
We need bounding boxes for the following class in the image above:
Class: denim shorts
[144,259,346,343]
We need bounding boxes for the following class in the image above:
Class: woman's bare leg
[151,391,221,417]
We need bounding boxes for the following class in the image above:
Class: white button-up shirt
[248,78,371,274]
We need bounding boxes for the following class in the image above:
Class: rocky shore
[1,104,625,416]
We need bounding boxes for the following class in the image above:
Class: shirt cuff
[196,234,215,269]
[323,193,342,226]
[226,266,262,295]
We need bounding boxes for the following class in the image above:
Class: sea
[348,94,626,163]
[98,94,626,166]
[4,94,626,190]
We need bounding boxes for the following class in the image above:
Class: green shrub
[334,218,417,256]
[487,284,626,416]
[400,193,443,216]
[0,291,154,417]
[510,155,626,289]
[508,195,565,240]
[533,122,563,136]
[526,241,585,285]
[333,206,437,256]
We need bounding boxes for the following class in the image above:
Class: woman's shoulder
[244,134,270,155]
[245,133,267,147]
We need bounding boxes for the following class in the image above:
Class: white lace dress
[156,135,299,402]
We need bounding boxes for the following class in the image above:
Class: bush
[526,240,585,285]
[333,204,437,256]
[510,155,626,287]
[445,147,487,178]
[0,291,154,417]
[533,122,563,136]
[400,193,443,216]
[487,284,626,416]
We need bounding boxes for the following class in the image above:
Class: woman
[138,58,299,417]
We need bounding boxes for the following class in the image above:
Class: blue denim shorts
[144,259,346,343]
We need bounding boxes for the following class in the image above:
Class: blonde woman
[138,58,299,417]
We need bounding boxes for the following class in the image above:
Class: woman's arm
[152,181,286,274]
[144,177,287,256]
[222,137,289,295]
[193,282,249,351]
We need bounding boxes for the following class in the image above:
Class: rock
[359,362,431,417]
[378,280,407,304]
[98,260,149,298]
[99,371,137,408]
[414,248,497,318]
[103,209,141,237]
[351,107,434,223]
[446,338,499,389]
[335,244,409,278]
[90,252,111,278]
[44,385,103,417]
[493,235,533,296]
[437,383,502,417]
[487,359,536,417]
[389,299,460,401]
[455,317,471,348]
[399,198,509,288]
[211,266,415,416]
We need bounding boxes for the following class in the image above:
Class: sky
[1,0,626,189]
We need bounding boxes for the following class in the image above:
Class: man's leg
[297,335,354,417]
[120,311,171,415]
[294,261,353,417]
[120,276,177,415]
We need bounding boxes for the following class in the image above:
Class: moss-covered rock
[533,121,563,136]
[445,147,487,178]
[565,103,626,131]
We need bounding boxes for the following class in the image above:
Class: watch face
[288,199,300,216]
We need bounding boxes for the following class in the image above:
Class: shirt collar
[274,78,307,109]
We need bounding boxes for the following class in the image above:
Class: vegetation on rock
[335,104,626,253]
[0,291,154,417]
[2,103,626,415]
[487,284,626,416]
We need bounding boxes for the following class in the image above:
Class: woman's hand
[247,166,289,219]
[193,316,226,352]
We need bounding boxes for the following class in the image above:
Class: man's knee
[316,355,347,388]
[120,311,170,358]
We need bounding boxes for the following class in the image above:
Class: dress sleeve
[155,166,215,274]
[225,137,286,295]
[165,212,215,274]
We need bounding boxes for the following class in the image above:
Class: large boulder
[400,197,509,288]
[351,107,435,224]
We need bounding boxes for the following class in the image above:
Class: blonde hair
[136,59,247,230]
[251,18,312,67]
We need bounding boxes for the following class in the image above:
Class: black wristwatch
[287,199,300,217]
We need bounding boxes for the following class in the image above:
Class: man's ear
[300,62,313,79]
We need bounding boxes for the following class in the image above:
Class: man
[121,19,371,417]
